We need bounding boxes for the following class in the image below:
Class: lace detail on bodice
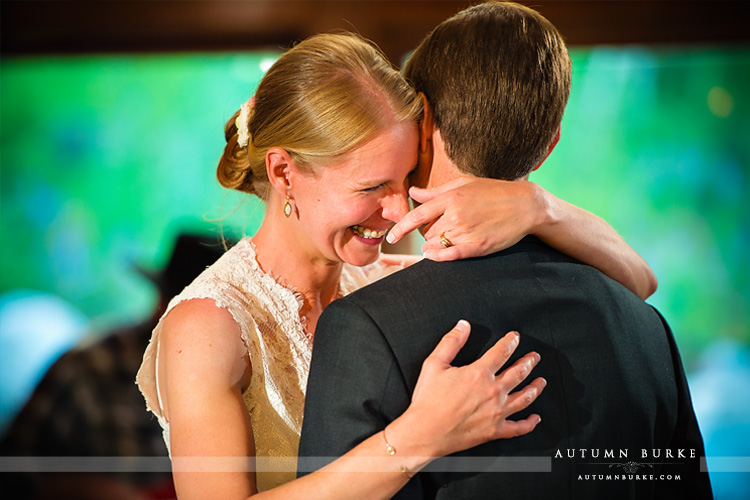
[136,238,398,492]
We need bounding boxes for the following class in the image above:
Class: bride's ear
[266,147,297,195]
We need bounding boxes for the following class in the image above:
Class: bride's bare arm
[387,178,657,299]
[160,300,256,499]
[160,302,544,500]
[532,192,657,300]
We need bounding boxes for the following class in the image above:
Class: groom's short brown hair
[404,1,572,180]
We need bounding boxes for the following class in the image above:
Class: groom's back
[340,237,709,499]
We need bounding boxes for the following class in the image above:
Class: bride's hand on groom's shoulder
[401,319,546,458]
[387,178,548,262]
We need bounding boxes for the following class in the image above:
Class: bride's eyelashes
[361,183,386,192]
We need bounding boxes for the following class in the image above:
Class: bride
[137,32,655,499]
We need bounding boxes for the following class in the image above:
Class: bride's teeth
[351,225,384,239]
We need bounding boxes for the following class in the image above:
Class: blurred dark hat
[137,233,235,299]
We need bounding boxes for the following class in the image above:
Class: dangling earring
[283,197,292,218]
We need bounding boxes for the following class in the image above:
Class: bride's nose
[380,187,410,223]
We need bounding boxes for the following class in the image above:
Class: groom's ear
[531,126,561,173]
[418,93,435,154]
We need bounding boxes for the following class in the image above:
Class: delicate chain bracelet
[382,428,415,479]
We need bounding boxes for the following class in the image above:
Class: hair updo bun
[216,106,267,196]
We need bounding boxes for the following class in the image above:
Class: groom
[298,2,711,499]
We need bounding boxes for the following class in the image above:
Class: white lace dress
[136,238,399,491]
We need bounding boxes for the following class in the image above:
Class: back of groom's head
[404,1,572,180]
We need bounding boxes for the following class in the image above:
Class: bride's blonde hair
[217,32,423,199]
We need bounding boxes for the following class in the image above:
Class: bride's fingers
[475,331,522,373]
[388,179,474,244]
[420,218,456,243]
[495,351,542,391]
[420,228,455,256]
[422,239,485,262]
[409,178,473,202]
[496,413,543,439]
[502,376,547,417]
[421,224,491,262]
[407,186,441,204]
[387,197,447,244]
[424,319,472,367]
[423,245,465,262]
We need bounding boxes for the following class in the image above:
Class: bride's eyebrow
[350,163,419,189]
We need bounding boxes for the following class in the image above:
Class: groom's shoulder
[343,236,564,307]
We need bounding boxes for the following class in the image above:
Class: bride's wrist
[382,411,440,474]
[529,182,560,236]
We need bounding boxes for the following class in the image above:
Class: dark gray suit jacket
[298,237,712,499]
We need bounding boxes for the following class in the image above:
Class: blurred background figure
[0,232,231,500]
[0,291,89,435]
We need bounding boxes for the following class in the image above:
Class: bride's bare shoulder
[157,298,252,434]
[160,298,246,371]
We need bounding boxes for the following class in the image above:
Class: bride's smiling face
[291,120,419,267]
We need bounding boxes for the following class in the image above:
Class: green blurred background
[1,46,749,497]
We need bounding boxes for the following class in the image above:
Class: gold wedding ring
[439,232,453,248]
